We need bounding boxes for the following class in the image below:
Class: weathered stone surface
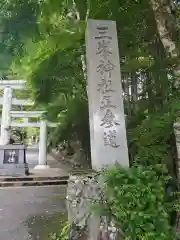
[67,174,119,240]
[85,19,129,171]
[53,140,91,169]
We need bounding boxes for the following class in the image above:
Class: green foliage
[48,96,90,158]
[130,98,180,177]
[50,222,69,240]
[101,166,176,240]
[134,113,173,165]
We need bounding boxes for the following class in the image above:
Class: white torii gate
[10,111,55,169]
[0,80,34,145]
[0,80,57,169]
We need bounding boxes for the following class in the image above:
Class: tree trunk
[150,4,180,230]
[122,73,131,116]
[150,0,180,81]
[131,73,138,111]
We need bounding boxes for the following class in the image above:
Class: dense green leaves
[102,166,176,239]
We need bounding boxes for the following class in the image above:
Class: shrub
[100,166,176,240]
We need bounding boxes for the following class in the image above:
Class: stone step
[0,179,68,188]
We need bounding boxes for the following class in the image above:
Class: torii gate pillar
[0,87,12,145]
[0,80,27,145]
[34,120,50,169]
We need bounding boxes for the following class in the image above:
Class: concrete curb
[0,179,68,187]
[0,175,68,182]
[0,175,69,187]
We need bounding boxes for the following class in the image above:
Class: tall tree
[150,0,180,81]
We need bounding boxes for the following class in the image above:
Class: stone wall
[50,140,90,170]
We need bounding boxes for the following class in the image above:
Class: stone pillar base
[67,174,119,240]
[34,164,50,170]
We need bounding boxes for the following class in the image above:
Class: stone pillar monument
[0,87,12,145]
[67,19,129,240]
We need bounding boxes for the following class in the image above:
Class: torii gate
[10,111,57,169]
[0,80,57,169]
